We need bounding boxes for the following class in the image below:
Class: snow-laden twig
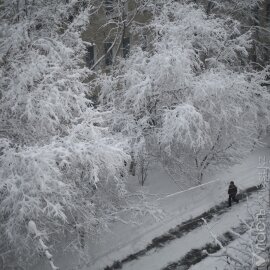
[202,218,249,268]
[28,221,59,270]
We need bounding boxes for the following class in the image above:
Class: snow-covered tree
[97,0,270,187]
[0,1,151,269]
[207,0,269,65]
[207,0,262,21]
[89,0,154,69]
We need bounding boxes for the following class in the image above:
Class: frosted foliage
[208,0,268,63]
[210,0,262,20]
[211,0,261,10]
[0,131,128,241]
[98,1,270,186]
[164,69,270,185]
[154,3,253,67]
[0,1,134,268]
[161,104,210,150]
[0,0,93,145]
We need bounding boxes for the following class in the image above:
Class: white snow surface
[189,235,248,270]
[123,190,261,270]
[32,139,270,270]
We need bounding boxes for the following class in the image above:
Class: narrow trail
[104,185,262,270]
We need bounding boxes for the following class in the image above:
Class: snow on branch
[97,0,270,186]
[0,1,150,269]
[28,221,59,270]
[202,218,249,268]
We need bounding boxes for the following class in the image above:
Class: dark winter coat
[228,183,237,196]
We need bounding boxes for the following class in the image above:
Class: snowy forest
[0,0,270,269]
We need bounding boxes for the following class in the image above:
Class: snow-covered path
[121,190,260,270]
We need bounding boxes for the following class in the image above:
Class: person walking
[228,181,239,207]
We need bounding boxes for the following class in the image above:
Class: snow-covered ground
[32,139,270,270]
[123,190,261,270]
[189,212,267,270]
[189,235,250,270]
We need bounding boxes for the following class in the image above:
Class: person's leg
[228,195,232,207]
